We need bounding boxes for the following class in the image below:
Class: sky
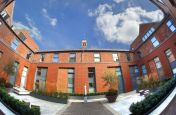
[13,0,164,51]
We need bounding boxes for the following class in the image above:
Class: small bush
[0,78,6,87]
[0,87,40,115]
[130,78,176,115]
[31,90,69,99]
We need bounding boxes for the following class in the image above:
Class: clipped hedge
[0,87,40,115]
[31,90,69,99]
[129,78,176,115]
[69,92,107,96]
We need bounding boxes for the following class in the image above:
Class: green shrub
[130,78,176,115]
[0,78,6,87]
[0,87,40,115]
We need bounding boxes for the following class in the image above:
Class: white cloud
[13,15,42,40]
[42,8,57,26]
[113,0,125,4]
[88,4,163,44]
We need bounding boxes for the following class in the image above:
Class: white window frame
[151,37,159,47]
[53,53,59,63]
[166,20,176,32]
[112,53,119,62]
[11,38,20,50]
[94,53,100,62]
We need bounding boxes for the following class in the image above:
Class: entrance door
[9,61,19,85]
[116,67,125,94]
[129,66,139,90]
[20,67,28,89]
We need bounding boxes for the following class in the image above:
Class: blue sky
[13,0,163,50]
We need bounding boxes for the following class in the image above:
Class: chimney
[82,39,87,49]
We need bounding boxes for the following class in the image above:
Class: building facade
[0,0,176,94]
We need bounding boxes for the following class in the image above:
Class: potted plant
[102,70,118,103]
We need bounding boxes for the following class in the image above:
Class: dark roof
[36,48,130,53]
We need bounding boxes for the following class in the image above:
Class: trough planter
[69,95,105,100]
[30,93,68,104]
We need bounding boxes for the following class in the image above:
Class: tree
[102,69,118,91]
[3,59,16,76]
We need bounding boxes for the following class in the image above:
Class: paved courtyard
[105,91,145,115]
[61,102,114,115]
[9,92,67,115]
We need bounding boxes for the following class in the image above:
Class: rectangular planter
[30,93,68,104]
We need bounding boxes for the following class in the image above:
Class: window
[40,54,45,62]
[165,49,176,77]
[165,49,175,63]
[126,53,131,61]
[129,66,139,90]
[0,10,9,20]
[26,51,32,60]
[151,37,159,47]
[142,27,155,42]
[68,69,74,93]
[116,67,125,93]
[154,57,162,69]
[166,20,176,32]
[0,21,2,26]
[141,65,147,76]
[112,53,119,62]
[11,38,20,50]
[37,68,41,76]
[0,51,3,58]
[35,67,48,91]
[69,53,76,63]
[19,33,26,42]
[53,53,59,62]
[88,68,96,93]
[94,53,100,62]
[137,51,142,59]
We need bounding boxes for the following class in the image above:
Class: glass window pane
[68,69,74,73]
[94,53,100,57]
[153,41,160,47]
[151,37,156,43]
[150,27,155,32]
[68,88,73,93]
[70,53,76,58]
[170,25,176,32]
[112,53,118,61]
[94,58,100,62]
[166,20,172,27]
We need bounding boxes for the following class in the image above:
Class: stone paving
[60,102,114,115]
[105,91,145,115]
[160,95,176,115]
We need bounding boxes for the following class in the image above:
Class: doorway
[20,67,28,89]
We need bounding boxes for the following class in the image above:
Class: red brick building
[0,0,176,94]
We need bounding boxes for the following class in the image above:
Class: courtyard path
[60,102,114,115]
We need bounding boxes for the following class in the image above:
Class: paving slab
[60,102,114,115]
[105,91,145,115]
